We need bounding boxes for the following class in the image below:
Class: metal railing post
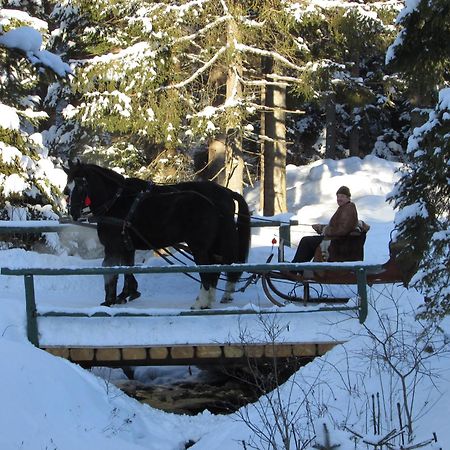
[278,224,291,262]
[24,274,39,346]
[356,268,368,324]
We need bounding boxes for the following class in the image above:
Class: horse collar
[91,186,124,218]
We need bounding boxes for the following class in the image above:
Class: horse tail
[231,191,251,263]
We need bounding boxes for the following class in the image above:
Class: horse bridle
[66,177,91,218]
[68,176,125,220]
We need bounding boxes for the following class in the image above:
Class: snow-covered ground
[0,155,448,450]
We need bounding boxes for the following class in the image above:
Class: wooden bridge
[0,220,376,367]
[1,261,376,367]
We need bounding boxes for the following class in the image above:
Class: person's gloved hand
[312,224,325,234]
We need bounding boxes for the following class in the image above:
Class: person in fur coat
[292,185,366,263]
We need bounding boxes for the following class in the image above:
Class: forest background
[0,0,449,317]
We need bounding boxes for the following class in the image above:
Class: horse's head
[63,160,128,220]
[63,160,91,221]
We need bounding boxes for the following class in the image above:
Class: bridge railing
[0,262,379,347]
[0,218,296,260]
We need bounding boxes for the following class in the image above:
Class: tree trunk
[349,108,360,157]
[325,91,337,159]
[203,65,228,184]
[207,135,227,184]
[225,19,244,194]
[263,63,287,216]
[259,66,266,213]
[349,62,360,157]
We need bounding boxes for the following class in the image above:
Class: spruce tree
[0,9,66,234]
[386,0,450,107]
[48,0,169,173]
[286,2,405,162]
[51,1,309,194]
[388,90,449,318]
[386,0,450,318]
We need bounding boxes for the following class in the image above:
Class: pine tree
[388,89,449,318]
[386,0,450,107]
[48,0,170,173]
[0,8,66,234]
[386,0,450,318]
[51,1,309,198]
[286,1,405,162]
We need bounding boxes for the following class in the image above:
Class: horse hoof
[220,297,233,304]
[101,301,111,307]
[128,291,141,302]
[190,304,209,310]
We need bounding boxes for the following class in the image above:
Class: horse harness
[119,187,154,251]
[71,173,253,291]
[75,176,155,251]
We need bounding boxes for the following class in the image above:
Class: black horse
[63,161,251,309]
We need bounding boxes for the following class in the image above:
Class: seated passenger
[292,186,367,264]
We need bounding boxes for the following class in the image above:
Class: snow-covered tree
[51,0,308,202]
[46,0,191,179]
[286,1,407,163]
[386,0,450,318]
[0,8,67,235]
[388,89,449,318]
[386,0,450,109]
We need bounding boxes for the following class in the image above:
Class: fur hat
[336,185,351,197]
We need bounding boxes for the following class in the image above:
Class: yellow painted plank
[292,344,317,357]
[45,347,70,358]
[196,345,223,358]
[317,343,338,355]
[70,348,95,361]
[170,346,194,359]
[149,346,169,359]
[244,345,265,358]
[223,345,245,358]
[96,348,121,361]
[265,344,292,358]
[122,347,148,360]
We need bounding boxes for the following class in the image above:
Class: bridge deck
[34,305,355,367]
[43,341,342,367]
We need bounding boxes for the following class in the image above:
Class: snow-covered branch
[157,45,228,91]
[235,43,304,72]
[73,42,155,66]
[173,15,231,45]
[0,26,72,77]
[246,101,305,115]
[240,79,290,88]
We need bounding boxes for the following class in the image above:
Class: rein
[94,187,124,217]
[70,167,257,292]
[82,180,203,283]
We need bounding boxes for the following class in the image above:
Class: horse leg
[191,283,215,310]
[215,226,239,304]
[101,247,122,306]
[190,265,219,310]
[219,246,240,303]
[220,277,238,304]
[117,250,141,303]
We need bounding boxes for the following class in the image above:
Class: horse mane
[82,163,127,186]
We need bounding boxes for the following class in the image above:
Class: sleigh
[260,227,410,307]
